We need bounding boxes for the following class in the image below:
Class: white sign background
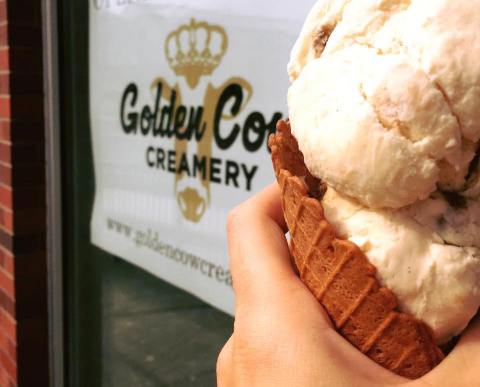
[90,0,315,314]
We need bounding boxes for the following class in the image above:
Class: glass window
[60,2,233,386]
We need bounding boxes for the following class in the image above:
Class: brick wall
[0,0,49,386]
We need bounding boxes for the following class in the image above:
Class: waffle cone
[269,120,444,379]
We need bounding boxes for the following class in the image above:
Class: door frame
[43,0,65,386]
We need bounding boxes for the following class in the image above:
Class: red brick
[0,48,8,72]
[0,97,9,119]
[0,143,9,163]
[0,73,8,95]
[4,255,12,275]
[0,330,6,354]
[6,338,15,365]
[0,24,7,47]
[0,268,13,298]
[0,0,48,384]
[0,289,14,317]
[0,164,10,186]
[0,121,9,142]
[0,2,48,384]
[0,207,11,233]
[0,2,7,24]
[0,207,3,226]
[0,249,13,275]
[0,228,12,254]
[0,349,17,382]
[0,367,8,387]
[0,185,11,208]
[0,330,15,363]
[0,308,16,342]
[0,206,13,232]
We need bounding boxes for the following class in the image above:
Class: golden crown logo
[165,19,228,89]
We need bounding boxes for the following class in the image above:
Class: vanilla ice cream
[287,0,480,343]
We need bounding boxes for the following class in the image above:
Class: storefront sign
[90,0,313,313]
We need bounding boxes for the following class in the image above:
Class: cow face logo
[177,187,207,223]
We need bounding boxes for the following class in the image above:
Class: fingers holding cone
[422,314,480,386]
[226,182,333,325]
[227,183,295,313]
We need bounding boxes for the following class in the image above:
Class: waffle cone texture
[269,120,444,379]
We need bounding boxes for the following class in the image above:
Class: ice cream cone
[269,120,444,379]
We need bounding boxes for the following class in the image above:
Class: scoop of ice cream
[289,46,461,208]
[322,187,480,344]
[287,0,480,343]
[288,0,480,209]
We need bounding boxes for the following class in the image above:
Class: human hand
[217,183,480,387]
